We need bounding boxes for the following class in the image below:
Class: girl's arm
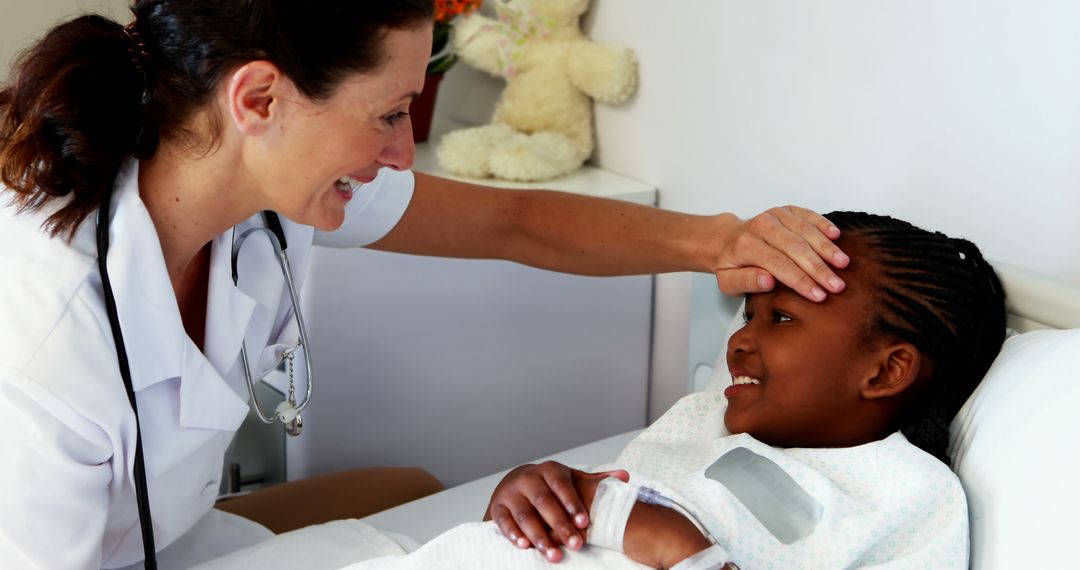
[485,461,716,569]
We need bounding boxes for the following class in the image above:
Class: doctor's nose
[379,119,415,171]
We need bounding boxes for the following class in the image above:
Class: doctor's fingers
[721,207,849,301]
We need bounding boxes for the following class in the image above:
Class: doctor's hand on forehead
[709,205,849,301]
[374,175,848,303]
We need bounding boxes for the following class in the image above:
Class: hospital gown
[605,391,970,568]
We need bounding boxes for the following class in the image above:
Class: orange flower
[435,0,482,23]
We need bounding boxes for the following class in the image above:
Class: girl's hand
[485,461,629,563]
[712,206,849,302]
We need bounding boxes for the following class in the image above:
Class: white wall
[0,0,131,77]
[566,0,1080,418]
[10,0,1078,466]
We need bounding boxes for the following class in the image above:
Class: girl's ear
[861,342,923,400]
[224,60,293,136]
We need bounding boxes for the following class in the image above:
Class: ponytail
[1,15,149,239]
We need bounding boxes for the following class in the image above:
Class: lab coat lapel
[177,350,250,432]
[178,230,256,432]
[203,228,258,378]
[105,161,186,391]
[106,161,249,431]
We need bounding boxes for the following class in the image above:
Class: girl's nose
[726,322,757,357]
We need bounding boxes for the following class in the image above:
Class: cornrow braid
[825,211,1006,465]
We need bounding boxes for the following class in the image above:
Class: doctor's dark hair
[0,0,434,239]
[826,211,1006,466]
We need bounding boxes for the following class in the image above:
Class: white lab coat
[0,160,415,569]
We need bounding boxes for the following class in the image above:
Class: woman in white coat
[0,1,849,568]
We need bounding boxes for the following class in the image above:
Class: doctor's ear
[224,61,295,136]
[861,342,923,400]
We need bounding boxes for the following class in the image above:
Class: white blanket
[197,391,968,569]
[344,521,649,570]
[190,519,406,570]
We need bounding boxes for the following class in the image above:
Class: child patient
[302,211,1001,570]
[483,211,1006,569]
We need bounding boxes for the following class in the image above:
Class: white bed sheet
[361,430,642,546]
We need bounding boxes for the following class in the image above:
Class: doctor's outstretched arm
[367,173,849,301]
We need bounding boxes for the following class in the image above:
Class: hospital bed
[203,261,1080,568]
[362,261,1080,568]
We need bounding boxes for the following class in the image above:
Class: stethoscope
[231,211,313,437]
[96,190,313,568]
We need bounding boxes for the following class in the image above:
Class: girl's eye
[741,311,752,324]
[384,111,409,127]
[772,311,792,323]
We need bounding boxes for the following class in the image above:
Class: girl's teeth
[732,375,761,386]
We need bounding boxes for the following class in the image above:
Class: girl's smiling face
[724,236,905,448]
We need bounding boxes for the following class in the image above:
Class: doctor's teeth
[732,376,761,386]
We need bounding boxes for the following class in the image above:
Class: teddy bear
[436,0,637,182]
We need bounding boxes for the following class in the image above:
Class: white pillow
[948,328,1080,569]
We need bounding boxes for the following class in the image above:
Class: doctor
[0,1,848,568]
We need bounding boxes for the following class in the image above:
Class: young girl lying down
[468,211,1006,569]
[200,211,1005,570]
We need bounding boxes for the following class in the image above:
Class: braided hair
[825,211,1006,465]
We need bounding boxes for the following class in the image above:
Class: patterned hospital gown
[603,390,970,569]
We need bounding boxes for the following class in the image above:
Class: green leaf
[426,54,457,75]
[431,24,451,56]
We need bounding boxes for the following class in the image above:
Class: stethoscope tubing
[96,192,158,569]
[231,224,314,424]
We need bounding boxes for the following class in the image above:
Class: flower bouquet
[412,0,483,142]
[429,0,483,74]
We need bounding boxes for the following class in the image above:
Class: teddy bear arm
[566,43,638,104]
[451,13,511,77]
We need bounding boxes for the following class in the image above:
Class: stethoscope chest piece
[286,413,303,437]
[274,400,303,437]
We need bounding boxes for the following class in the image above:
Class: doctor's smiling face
[723,234,920,449]
[231,24,432,231]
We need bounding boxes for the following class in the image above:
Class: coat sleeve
[0,368,113,569]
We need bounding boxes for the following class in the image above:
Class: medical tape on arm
[586,477,639,551]
[588,478,733,567]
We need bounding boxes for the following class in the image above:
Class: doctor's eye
[383,111,409,127]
